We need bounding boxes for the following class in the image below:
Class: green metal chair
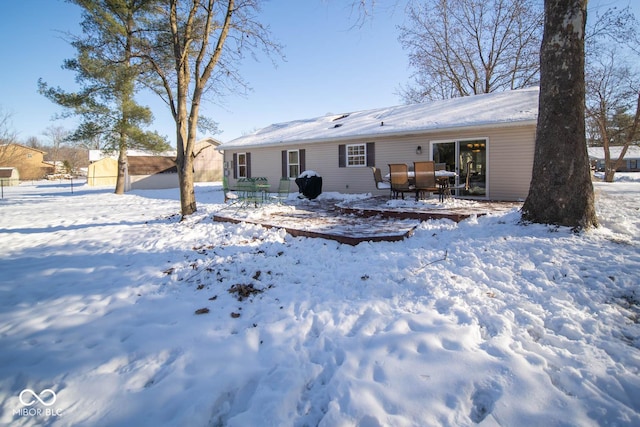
[236,178,261,208]
[222,176,239,204]
[271,178,291,204]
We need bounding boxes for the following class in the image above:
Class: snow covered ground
[0,175,638,427]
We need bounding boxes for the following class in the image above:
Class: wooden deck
[213,196,520,245]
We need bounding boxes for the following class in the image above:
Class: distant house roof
[128,156,176,175]
[588,145,640,160]
[0,167,17,178]
[219,87,539,150]
[0,143,47,155]
[89,149,179,162]
[196,137,221,147]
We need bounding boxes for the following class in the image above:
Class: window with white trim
[347,143,366,167]
[287,150,300,179]
[237,153,247,178]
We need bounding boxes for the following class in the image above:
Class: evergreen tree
[39,0,170,194]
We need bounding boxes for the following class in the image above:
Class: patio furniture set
[373,161,458,202]
[223,176,291,208]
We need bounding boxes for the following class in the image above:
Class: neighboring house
[0,167,20,186]
[0,144,54,180]
[217,87,539,201]
[193,137,224,182]
[588,145,640,172]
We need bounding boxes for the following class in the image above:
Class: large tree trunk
[603,157,616,182]
[115,147,127,194]
[177,149,196,216]
[521,0,597,229]
[175,77,197,217]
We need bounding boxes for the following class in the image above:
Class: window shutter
[366,142,375,167]
[338,144,346,168]
[246,152,252,178]
[281,150,287,178]
[233,153,237,179]
[300,149,306,173]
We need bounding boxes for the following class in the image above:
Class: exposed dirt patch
[228,284,264,301]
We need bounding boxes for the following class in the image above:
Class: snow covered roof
[220,87,539,150]
[89,149,178,162]
[588,145,640,160]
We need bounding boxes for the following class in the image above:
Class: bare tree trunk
[176,123,197,216]
[142,0,279,217]
[177,151,196,215]
[174,54,197,216]
[603,168,616,182]
[604,92,640,182]
[522,0,597,229]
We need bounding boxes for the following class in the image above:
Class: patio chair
[253,176,271,203]
[371,167,391,197]
[271,178,291,204]
[222,176,239,204]
[236,178,262,208]
[414,161,440,201]
[388,164,415,200]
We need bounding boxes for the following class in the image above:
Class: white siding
[222,124,535,200]
[486,126,535,201]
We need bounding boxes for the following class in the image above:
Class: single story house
[588,145,640,172]
[217,87,539,201]
[0,167,20,186]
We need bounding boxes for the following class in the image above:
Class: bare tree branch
[398,0,543,102]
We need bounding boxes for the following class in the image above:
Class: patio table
[384,170,457,180]
[236,178,270,207]
[384,170,457,202]
[253,178,271,202]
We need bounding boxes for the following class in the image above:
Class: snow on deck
[213,196,520,245]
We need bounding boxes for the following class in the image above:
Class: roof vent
[332,114,350,121]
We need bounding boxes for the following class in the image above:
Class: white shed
[0,167,20,186]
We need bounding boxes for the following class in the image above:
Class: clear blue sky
[0,0,410,146]
[0,0,637,147]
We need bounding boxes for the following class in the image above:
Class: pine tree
[39,0,169,194]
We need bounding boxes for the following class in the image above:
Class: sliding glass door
[431,139,487,197]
